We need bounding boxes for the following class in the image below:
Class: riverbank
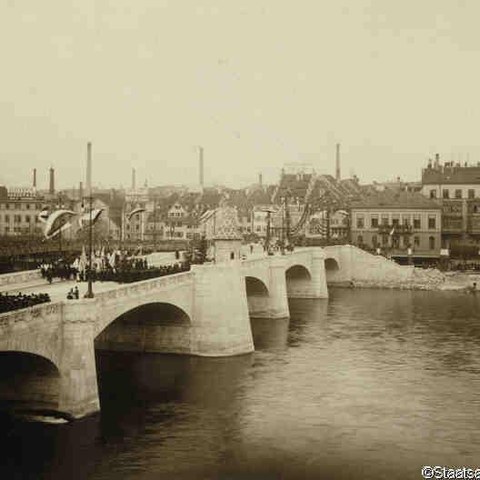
[332,269,480,292]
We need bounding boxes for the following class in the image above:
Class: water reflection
[1,289,480,480]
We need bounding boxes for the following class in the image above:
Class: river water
[2,289,480,480]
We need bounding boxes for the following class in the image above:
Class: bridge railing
[93,270,194,302]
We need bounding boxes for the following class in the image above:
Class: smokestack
[49,167,55,195]
[86,142,92,196]
[335,143,341,181]
[259,172,263,187]
[79,181,83,201]
[131,167,136,191]
[435,153,440,168]
[33,168,37,188]
[199,146,204,187]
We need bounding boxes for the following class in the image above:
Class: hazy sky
[2,0,480,190]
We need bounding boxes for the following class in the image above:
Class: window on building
[403,235,410,247]
[442,189,450,199]
[357,235,363,245]
[455,189,462,199]
[372,235,378,246]
[25,215,30,223]
[381,215,389,226]
[430,190,437,199]
[392,215,400,227]
[414,236,420,247]
[402,215,411,226]
[413,215,421,229]
[468,189,475,199]
[14,215,21,223]
[26,204,30,210]
[5,215,10,223]
[428,216,436,229]
[382,234,389,245]
[371,215,379,228]
[392,237,399,248]
[429,236,435,250]
[5,227,9,232]
[5,204,10,210]
[356,215,364,229]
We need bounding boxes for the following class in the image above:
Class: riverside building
[350,191,442,263]
[421,154,480,254]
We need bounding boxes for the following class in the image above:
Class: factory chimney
[335,143,341,181]
[259,172,263,187]
[131,167,136,191]
[199,146,204,187]
[79,181,83,201]
[49,167,55,195]
[33,168,37,189]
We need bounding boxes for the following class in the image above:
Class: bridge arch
[324,256,341,284]
[245,276,269,296]
[95,302,193,354]
[0,351,61,416]
[325,257,340,271]
[244,276,270,319]
[285,264,312,297]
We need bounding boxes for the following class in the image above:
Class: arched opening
[94,303,193,415]
[95,303,192,354]
[0,352,61,416]
[325,258,340,271]
[244,276,287,350]
[324,257,341,285]
[285,265,311,297]
[244,276,270,318]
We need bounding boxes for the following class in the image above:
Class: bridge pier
[266,257,290,318]
[190,263,254,356]
[58,302,100,419]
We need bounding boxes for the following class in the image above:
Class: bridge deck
[0,278,121,304]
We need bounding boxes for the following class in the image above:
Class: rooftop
[422,164,480,185]
[352,190,441,210]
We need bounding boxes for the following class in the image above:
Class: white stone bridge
[0,247,329,420]
[0,244,414,420]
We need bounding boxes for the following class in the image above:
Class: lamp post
[84,142,94,298]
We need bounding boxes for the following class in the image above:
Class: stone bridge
[0,248,328,420]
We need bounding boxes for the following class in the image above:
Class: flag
[127,207,146,221]
[43,210,76,239]
[78,208,104,229]
[389,226,395,236]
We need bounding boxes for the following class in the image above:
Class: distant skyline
[2,1,480,189]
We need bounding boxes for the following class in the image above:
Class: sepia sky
[2,0,480,190]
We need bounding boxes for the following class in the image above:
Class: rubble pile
[410,268,446,290]
[349,268,446,291]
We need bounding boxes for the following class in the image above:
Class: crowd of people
[85,260,191,284]
[40,262,78,283]
[0,292,51,314]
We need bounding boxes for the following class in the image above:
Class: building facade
[351,191,442,261]
[421,158,480,252]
